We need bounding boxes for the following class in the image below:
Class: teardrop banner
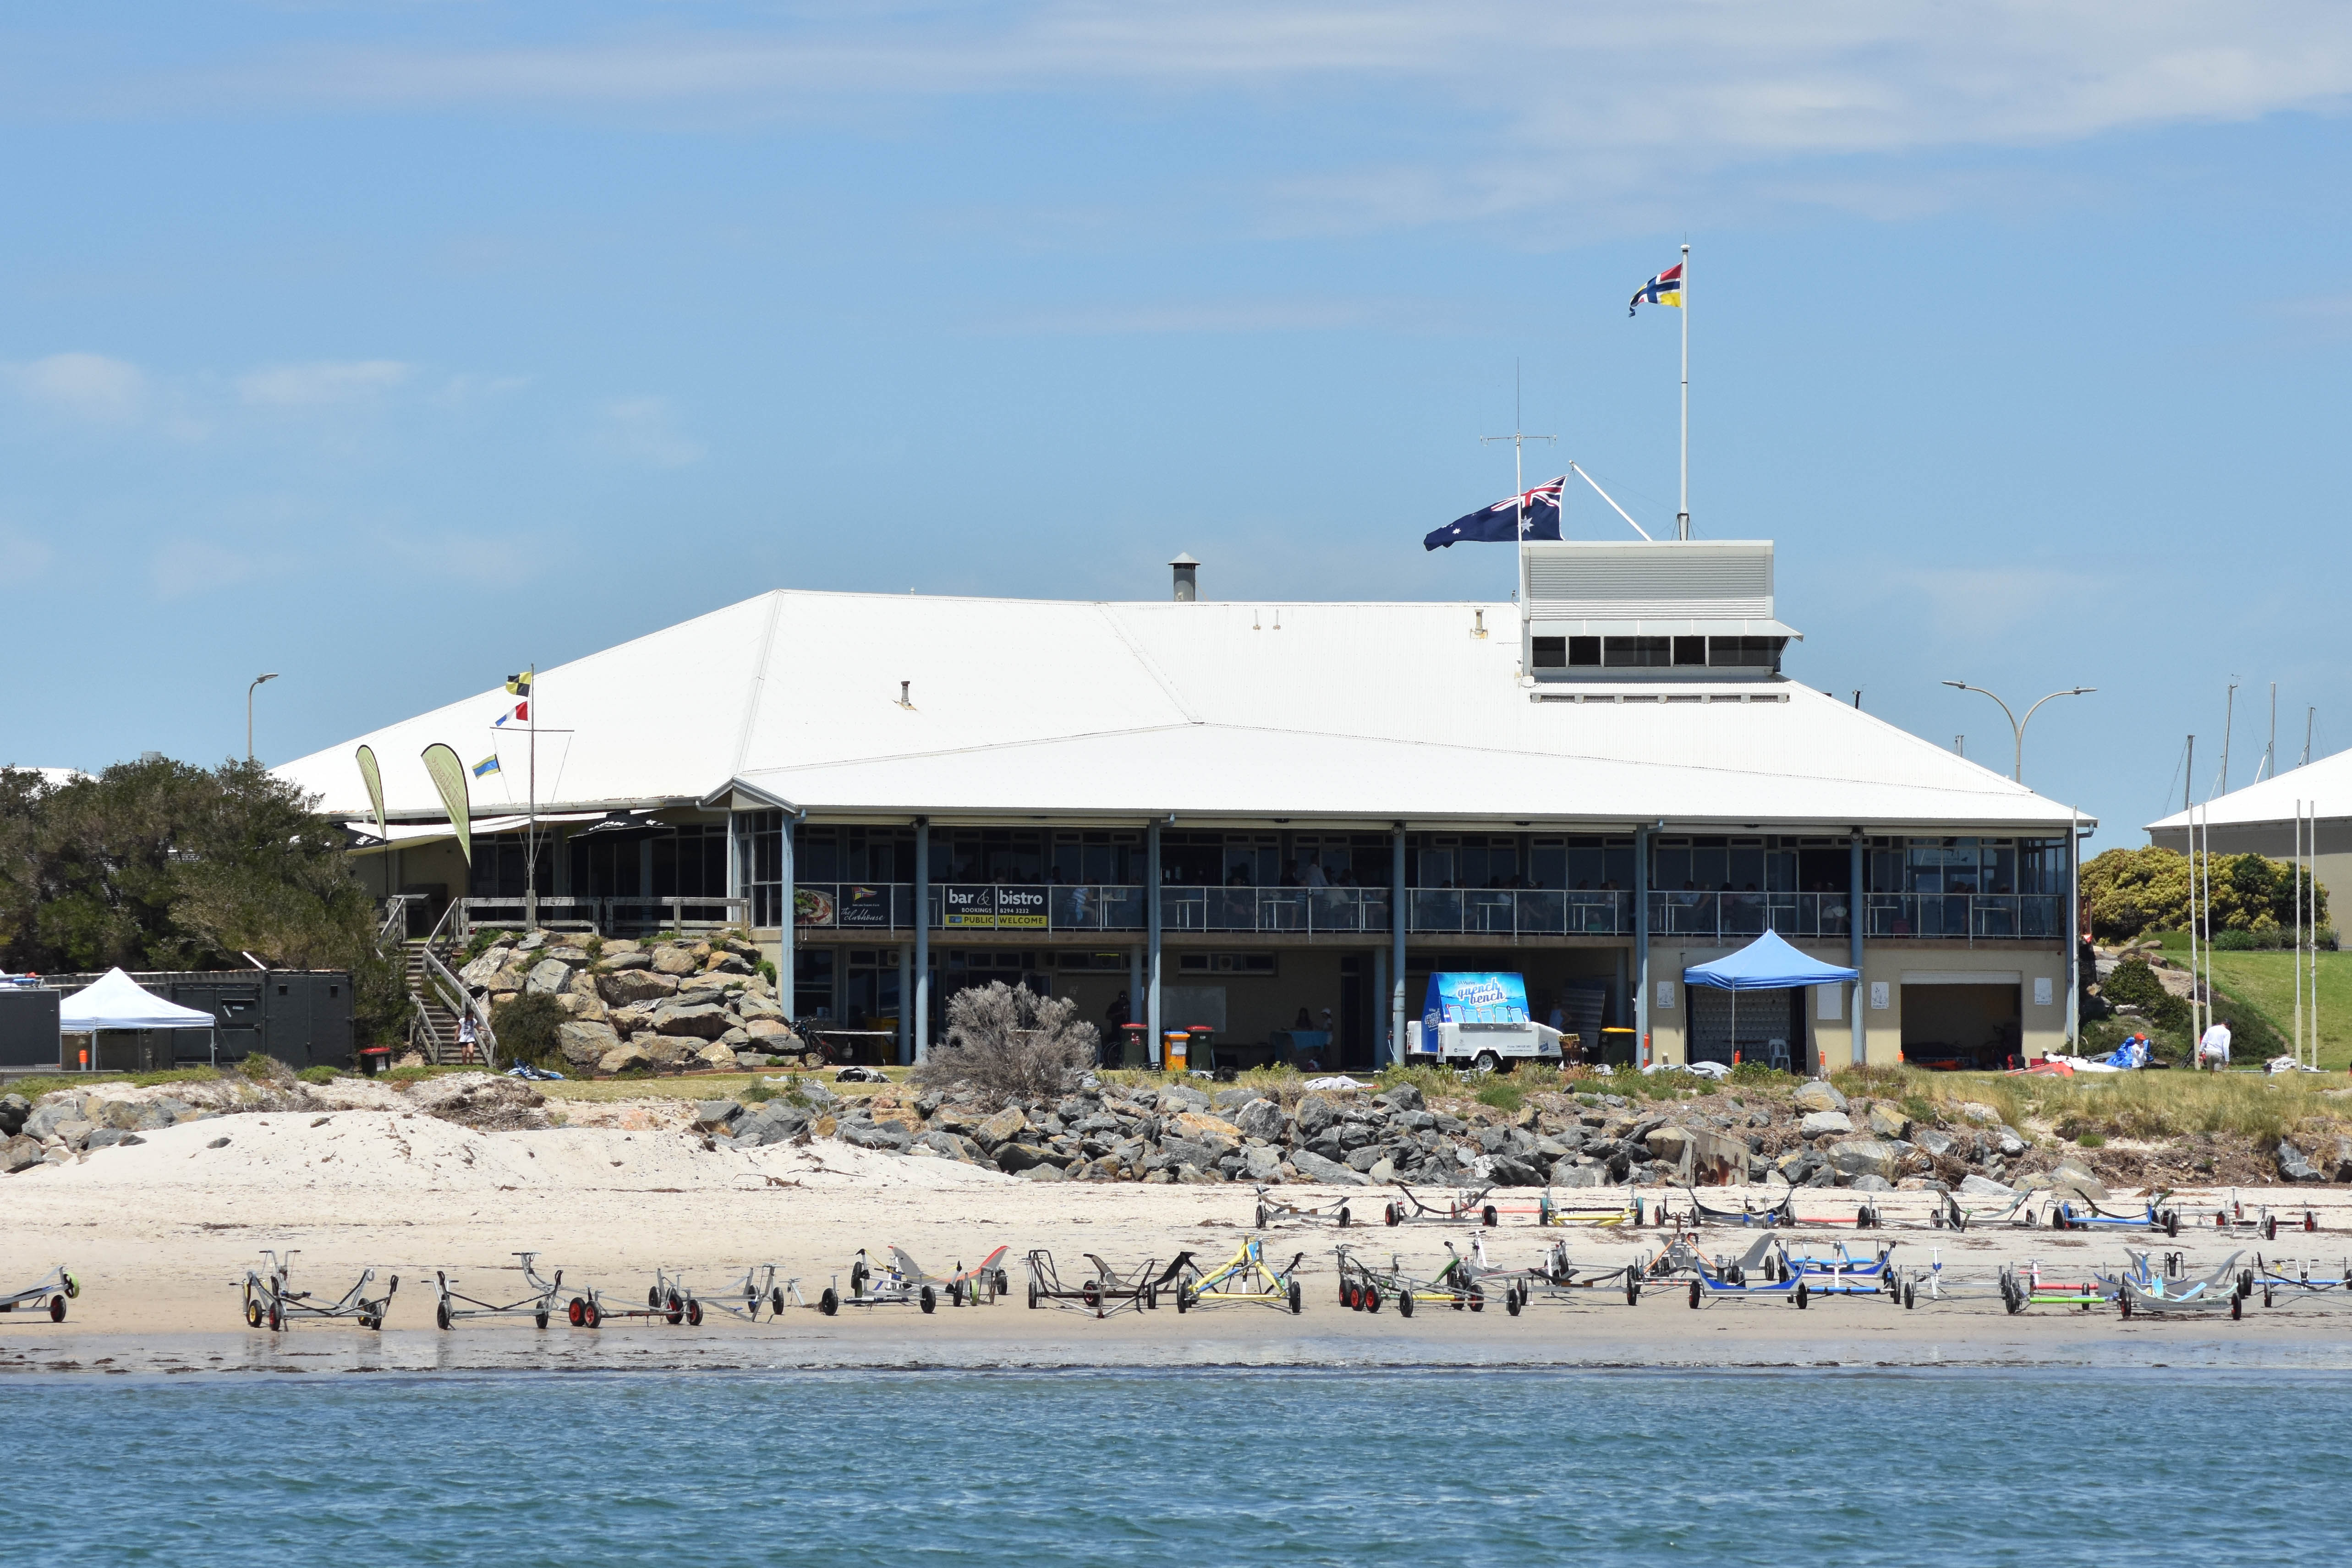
[354,744,388,838]
[419,743,472,865]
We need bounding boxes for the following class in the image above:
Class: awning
[58,969,219,1031]
[1683,930,1860,991]
[341,811,613,855]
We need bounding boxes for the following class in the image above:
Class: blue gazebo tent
[1683,930,1859,991]
[1683,930,1859,1071]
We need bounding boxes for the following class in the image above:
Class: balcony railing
[784,883,2061,941]
[1646,891,2062,942]
[456,894,751,938]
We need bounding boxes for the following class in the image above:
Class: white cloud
[237,359,412,407]
[197,3,2352,224]
[597,397,706,468]
[10,352,146,422]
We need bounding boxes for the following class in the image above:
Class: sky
[4,2,2351,846]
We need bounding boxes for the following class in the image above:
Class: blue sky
[5,3,2350,844]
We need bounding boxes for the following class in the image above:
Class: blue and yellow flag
[471,754,501,779]
[1628,262,1683,315]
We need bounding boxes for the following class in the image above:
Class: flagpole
[526,663,538,932]
[1678,241,1690,540]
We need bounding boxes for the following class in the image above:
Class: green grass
[1,1066,222,1100]
[1829,1062,2352,1144]
[2135,932,2352,1068]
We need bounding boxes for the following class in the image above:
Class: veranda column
[1849,834,1866,1068]
[1147,822,1164,1067]
[1390,825,1407,1068]
[914,819,931,1062]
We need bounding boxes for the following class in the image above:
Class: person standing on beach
[457,1010,478,1064]
[2196,1016,2232,1072]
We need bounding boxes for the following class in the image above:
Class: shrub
[910,981,1098,1108]
[296,1065,341,1085]
[2100,959,2189,1031]
[238,1052,295,1086]
[1725,1063,1799,1090]
[491,991,568,1071]
[2075,1131,2108,1148]
[2083,846,2325,941]
[1475,1080,1524,1113]
[742,1080,775,1104]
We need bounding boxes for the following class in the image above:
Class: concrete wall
[1644,940,2068,1068]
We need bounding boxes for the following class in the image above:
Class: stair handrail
[415,943,500,1070]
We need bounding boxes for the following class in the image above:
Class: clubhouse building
[278,541,2092,1073]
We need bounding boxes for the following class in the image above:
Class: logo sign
[1422,971,1530,1027]
[839,885,893,928]
[941,885,1049,928]
[795,888,837,927]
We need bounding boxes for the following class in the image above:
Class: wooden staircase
[405,943,466,1064]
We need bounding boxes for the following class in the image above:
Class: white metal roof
[2147,749,2352,833]
[275,588,2089,832]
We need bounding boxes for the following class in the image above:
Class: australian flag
[1424,477,1565,550]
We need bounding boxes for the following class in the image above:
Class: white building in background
[276,542,2092,1073]
[2147,755,2352,916]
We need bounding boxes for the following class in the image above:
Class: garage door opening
[1901,983,2021,1071]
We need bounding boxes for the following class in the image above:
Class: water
[9,1369,2343,1563]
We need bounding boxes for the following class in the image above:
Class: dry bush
[911,981,1098,1108]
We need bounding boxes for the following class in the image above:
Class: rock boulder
[1793,1080,1848,1113]
[554,1021,622,1071]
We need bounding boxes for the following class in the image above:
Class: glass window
[1672,636,1707,666]
[1531,636,1566,669]
[1568,636,1601,666]
[1604,636,1670,667]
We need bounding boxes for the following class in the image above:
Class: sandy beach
[4,1107,2349,1374]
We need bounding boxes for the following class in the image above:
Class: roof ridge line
[1094,603,1202,724]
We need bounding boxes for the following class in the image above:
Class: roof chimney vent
[1170,553,1199,602]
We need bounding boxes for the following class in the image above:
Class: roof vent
[1170,553,1199,602]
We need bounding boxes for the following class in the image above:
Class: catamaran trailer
[0,1264,79,1322]
[431,1252,566,1329]
[241,1250,396,1332]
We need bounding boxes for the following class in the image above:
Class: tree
[0,758,408,1043]
[2080,845,2325,942]
[911,981,1099,1107]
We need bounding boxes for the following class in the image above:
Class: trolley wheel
[1337,1207,1351,1228]
[819,1287,839,1317]
[1176,1285,1192,1313]
[647,1285,663,1309]
[1342,1281,1357,1310]
[568,1297,586,1327]
[2306,1212,2319,1233]
[1903,1283,1916,1310]
[366,1314,383,1333]
[994,1269,1009,1299]
[2240,1270,2255,1298]
[436,1301,452,1331]
[2232,1295,2243,1321]
[2166,1211,2181,1238]
[246,1298,264,1328]
[1398,1290,1415,1318]
[582,1299,602,1329]
[664,1290,684,1326]
[1146,1284,1158,1311]
[1856,1208,1870,1229]
[2264,1216,2277,1241]
[1689,1280,1702,1309]
[1794,1281,1809,1311]
[1482,1206,1499,1229]
[1082,1281,1102,1311]
[1386,1204,1401,1227]
[61,1272,80,1299]
[268,1302,283,1332]
[1028,1282,1040,1310]
[48,1294,66,1323]
[2120,1294,2132,1320]
[2264,1286,2275,1309]
[686,1299,702,1327]
[1288,1279,1302,1315]
[1365,1285,1381,1315]
[2050,1211,2068,1231]
[536,1311,550,1330]
[920,1285,936,1315]
[850,1262,869,1298]
[1255,1204,1268,1229]
[1469,1287,1485,1314]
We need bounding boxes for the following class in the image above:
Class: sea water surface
[11,1369,2344,1563]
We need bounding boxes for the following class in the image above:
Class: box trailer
[1405,972,1564,1072]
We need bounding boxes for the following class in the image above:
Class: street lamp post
[1941,680,2094,783]
[247,673,279,762]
